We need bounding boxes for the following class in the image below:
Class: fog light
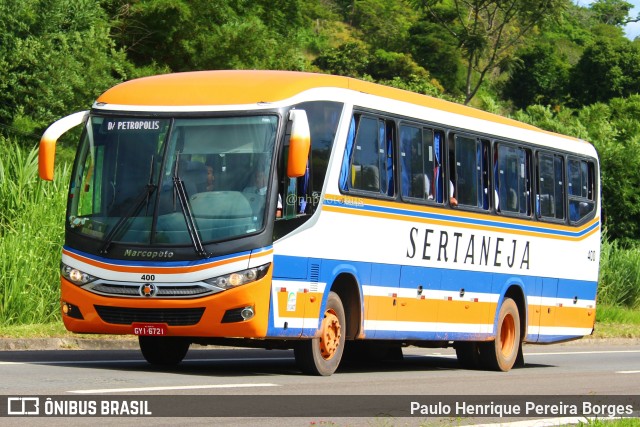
[61,301,84,320]
[240,306,255,320]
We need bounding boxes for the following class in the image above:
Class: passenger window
[495,144,531,216]
[343,115,394,196]
[568,158,596,223]
[452,135,489,210]
[400,125,444,203]
[536,152,565,221]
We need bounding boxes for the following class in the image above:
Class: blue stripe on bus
[536,335,586,343]
[370,330,493,341]
[273,254,597,301]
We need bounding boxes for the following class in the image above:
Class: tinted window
[400,125,444,203]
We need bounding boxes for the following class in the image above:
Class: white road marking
[69,383,279,394]
[523,349,640,356]
[616,370,640,374]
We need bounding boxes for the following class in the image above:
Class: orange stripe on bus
[323,205,598,242]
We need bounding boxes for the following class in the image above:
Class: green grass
[592,305,640,339]
[598,236,640,309]
[0,138,69,325]
[578,418,640,426]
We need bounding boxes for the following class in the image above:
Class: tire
[138,336,190,366]
[481,297,521,371]
[455,341,483,369]
[294,291,346,376]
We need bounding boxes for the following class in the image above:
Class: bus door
[534,277,559,342]
[271,255,311,338]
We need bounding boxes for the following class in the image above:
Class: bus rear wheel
[294,291,345,376]
[138,336,190,366]
[482,297,520,371]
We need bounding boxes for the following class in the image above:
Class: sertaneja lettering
[407,227,530,270]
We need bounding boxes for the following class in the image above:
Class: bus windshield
[68,115,278,250]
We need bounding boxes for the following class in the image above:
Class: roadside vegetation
[0,139,69,326]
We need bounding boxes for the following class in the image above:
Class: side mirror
[287,110,310,178]
[39,111,89,181]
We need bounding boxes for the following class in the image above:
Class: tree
[590,0,634,26]
[409,19,465,94]
[349,0,418,52]
[569,37,640,106]
[503,43,570,109]
[104,0,309,72]
[312,42,370,76]
[0,0,132,143]
[410,0,566,104]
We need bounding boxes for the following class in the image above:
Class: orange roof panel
[96,70,577,140]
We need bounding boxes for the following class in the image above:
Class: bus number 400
[141,274,155,281]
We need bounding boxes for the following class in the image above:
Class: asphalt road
[0,340,639,426]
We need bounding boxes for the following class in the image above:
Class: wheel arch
[329,272,363,340]
[501,283,527,342]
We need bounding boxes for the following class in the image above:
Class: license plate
[132,323,168,336]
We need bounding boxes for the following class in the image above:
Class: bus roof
[96,70,578,142]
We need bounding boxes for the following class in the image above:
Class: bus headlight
[204,263,270,290]
[61,263,97,285]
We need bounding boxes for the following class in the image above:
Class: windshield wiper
[100,156,156,255]
[173,154,208,258]
[100,183,156,255]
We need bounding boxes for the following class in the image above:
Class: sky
[575,0,640,39]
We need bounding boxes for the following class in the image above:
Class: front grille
[95,305,205,326]
[90,283,215,298]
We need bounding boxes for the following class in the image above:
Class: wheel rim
[500,312,516,357]
[319,309,342,360]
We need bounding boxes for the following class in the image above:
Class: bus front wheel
[482,297,520,371]
[138,336,190,366]
[294,291,345,376]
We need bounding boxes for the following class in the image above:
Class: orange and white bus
[39,70,600,375]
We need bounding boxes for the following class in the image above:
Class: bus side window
[344,115,394,197]
[568,157,596,223]
[536,152,565,221]
[453,135,489,210]
[400,125,444,204]
[495,143,531,216]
